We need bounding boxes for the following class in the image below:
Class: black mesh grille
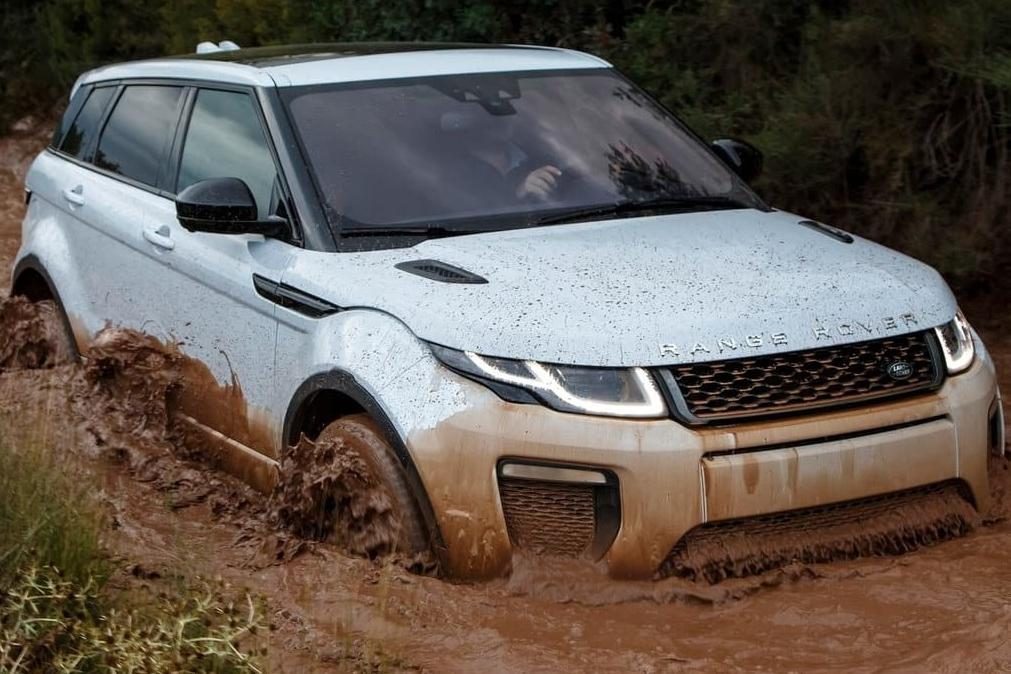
[663,331,942,423]
[499,479,596,557]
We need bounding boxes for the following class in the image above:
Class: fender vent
[395,259,487,284]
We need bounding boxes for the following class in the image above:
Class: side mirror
[176,177,287,237]
[711,138,763,184]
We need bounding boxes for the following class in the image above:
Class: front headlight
[934,310,975,375]
[430,345,667,418]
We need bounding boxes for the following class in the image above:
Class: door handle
[62,186,85,206]
[143,225,175,251]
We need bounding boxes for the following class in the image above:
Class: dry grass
[0,422,267,673]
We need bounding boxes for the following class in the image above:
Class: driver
[441,109,562,203]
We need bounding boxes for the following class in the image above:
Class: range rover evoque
[15,41,1004,579]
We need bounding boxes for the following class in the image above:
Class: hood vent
[799,219,854,244]
[395,259,488,284]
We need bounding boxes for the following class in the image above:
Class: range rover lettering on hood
[658,313,920,358]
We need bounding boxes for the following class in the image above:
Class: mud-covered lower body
[408,349,1000,581]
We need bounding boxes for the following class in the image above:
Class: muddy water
[3,129,1011,672]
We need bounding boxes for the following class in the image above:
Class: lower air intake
[499,478,596,557]
[658,481,977,583]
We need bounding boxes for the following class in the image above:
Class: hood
[283,209,957,367]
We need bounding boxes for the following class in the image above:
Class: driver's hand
[516,165,562,201]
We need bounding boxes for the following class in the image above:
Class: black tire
[306,414,431,559]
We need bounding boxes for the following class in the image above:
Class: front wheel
[273,414,432,563]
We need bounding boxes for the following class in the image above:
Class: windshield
[282,68,763,233]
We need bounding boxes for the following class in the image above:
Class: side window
[177,89,278,219]
[58,87,116,159]
[95,85,183,187]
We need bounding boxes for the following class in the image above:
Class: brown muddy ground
[2,129,1011,673]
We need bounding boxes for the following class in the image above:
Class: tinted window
[177,89,277,218]
[95,86,183,187]
[59,87,115,159]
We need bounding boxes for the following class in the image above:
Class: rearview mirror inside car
[175,177,288,237]
[711,138,763,184]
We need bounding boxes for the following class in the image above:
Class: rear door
[48,83,187,341]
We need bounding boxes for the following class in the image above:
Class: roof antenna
[195,40,241,54]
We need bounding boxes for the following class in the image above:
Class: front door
[77,82,297,476]
[139,86,297,463]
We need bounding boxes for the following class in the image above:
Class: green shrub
[0,424,106,587]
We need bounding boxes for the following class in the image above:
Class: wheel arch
[282,368,448,565]
[10,255,81,360]
[11,255,58,302]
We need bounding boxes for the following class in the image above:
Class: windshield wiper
[533,195,751,226]
[340,225,485,239]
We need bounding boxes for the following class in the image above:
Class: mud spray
[1,300,426,569]
[270,431,402,557]
[0,297,72,370]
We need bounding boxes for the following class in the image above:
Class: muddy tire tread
[317,414,431,556]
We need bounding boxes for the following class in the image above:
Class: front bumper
[407,349,999,580]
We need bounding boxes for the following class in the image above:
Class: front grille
[659,481,976,583]
[499,479,596,557]
[662,331,942,423]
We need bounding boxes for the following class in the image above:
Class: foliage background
[2,0,1009,295]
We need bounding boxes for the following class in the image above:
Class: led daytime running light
[934,311,975,375]
[466,351,666,418]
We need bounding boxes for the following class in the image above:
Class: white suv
[15,42,1003,580]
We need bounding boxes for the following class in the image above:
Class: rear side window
[95,86,184,187]
[176,89,278,217]
[58,87,116,159]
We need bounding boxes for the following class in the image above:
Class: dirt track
[2,128,1011,673]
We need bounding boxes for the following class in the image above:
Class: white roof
[76,46,611,91]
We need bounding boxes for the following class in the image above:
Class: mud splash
[76,328,184,441]
[270,432,401,556]
[0,297,72,370]
[0,308,416,570]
